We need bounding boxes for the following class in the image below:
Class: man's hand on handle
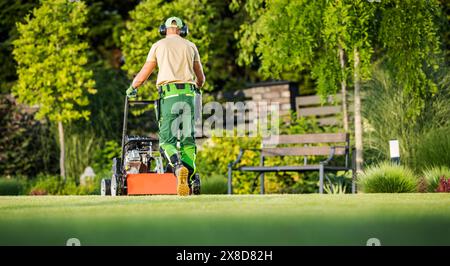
[126,85,138,98]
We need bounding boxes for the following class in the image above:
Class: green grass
[0,194,449,246]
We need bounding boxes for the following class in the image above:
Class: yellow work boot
[175,165,189,196]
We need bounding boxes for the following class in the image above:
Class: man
[126,17,205,196]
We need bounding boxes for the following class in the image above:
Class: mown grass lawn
[0,194,449,246]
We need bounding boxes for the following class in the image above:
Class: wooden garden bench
[227,133,355,194]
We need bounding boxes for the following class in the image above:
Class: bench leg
[319,163,324,194]
[352,168,356,194]
[260,156,265,195]
[227,164,233,195]
[260,172,265,195]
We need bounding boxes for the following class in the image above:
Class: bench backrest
[261,133,349,157]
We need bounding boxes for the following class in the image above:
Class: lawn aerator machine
[101,97,178,196]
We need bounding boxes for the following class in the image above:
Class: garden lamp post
[389,139,400,164]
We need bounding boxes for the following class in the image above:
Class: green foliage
[84,0,139,65]
[311,49,342,99]
[28,175,65,195]
[323,171,353,194]
[358,162,418,193]
[235,0,328,84]
[280,113,339,135]
[64,127,97,180]
[28,174,100,195]
[0,177,25,195]
[344,0,375,81]
[256,0,326,79]
[12,0,96,123]
[204,0,257,90]
[63,67,127,179]
[92,140,121,174]
[0,0,39,93]
[422,166,450,193]
[363,67,450,169]
[315,0,351,97]
[86,67,127,140]
[201,174,228,194]
[439,0,450,61]
[415,126,450,171]
[196,133,261,194]
[0,96,58,177]
[378,0,443,118]
[235,0,376,101]
[63,66,127,178]
[231,0,265,68]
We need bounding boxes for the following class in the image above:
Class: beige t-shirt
[146,35,200,86]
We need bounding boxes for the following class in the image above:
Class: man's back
[147,35,200,86]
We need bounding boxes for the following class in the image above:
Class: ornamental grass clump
[358,162,418,193]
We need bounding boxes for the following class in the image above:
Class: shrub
[0,96,58,177]
[422,166,450,192]
[92,140,121,173]
[28,175,101,195]
[414,126,450,171]
[358,162,418,193]
[0,178,25,195]
[64,127,98,181]
[201,174,228,194]
[323,171,353,194]
[196,133,261,194]
[28,175,63,195]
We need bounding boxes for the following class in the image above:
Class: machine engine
[124,136,153,174]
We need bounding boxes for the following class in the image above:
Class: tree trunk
[339,45,349,132]
[353,48,363,174]
[58,121,66,182]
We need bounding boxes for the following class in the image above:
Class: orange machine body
[126,173,177,195]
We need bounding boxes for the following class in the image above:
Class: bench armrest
[320,146,337,165]
[228,148,261,169]
[320,145,350,166]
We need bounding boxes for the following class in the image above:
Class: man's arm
[193,61,205,88]
[132,61,157,89]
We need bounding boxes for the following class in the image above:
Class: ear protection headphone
[159,20,189,37]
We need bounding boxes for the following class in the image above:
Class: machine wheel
[100,178,111,196]
[111,175,118,196]
[192,173,201,195]
[112,157,121,176]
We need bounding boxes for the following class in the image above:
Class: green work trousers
[158,93,196,179]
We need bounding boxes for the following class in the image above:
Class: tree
[437,0,450,61]
[13,0,96,180]
[339,0,376,173]
[235,0,324,79]
[321,0,352,132]
[378,0,443,118]
[0,95,58,177]
[234,0,373,173]
[234,0,349,128]
[84,0,139,68]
